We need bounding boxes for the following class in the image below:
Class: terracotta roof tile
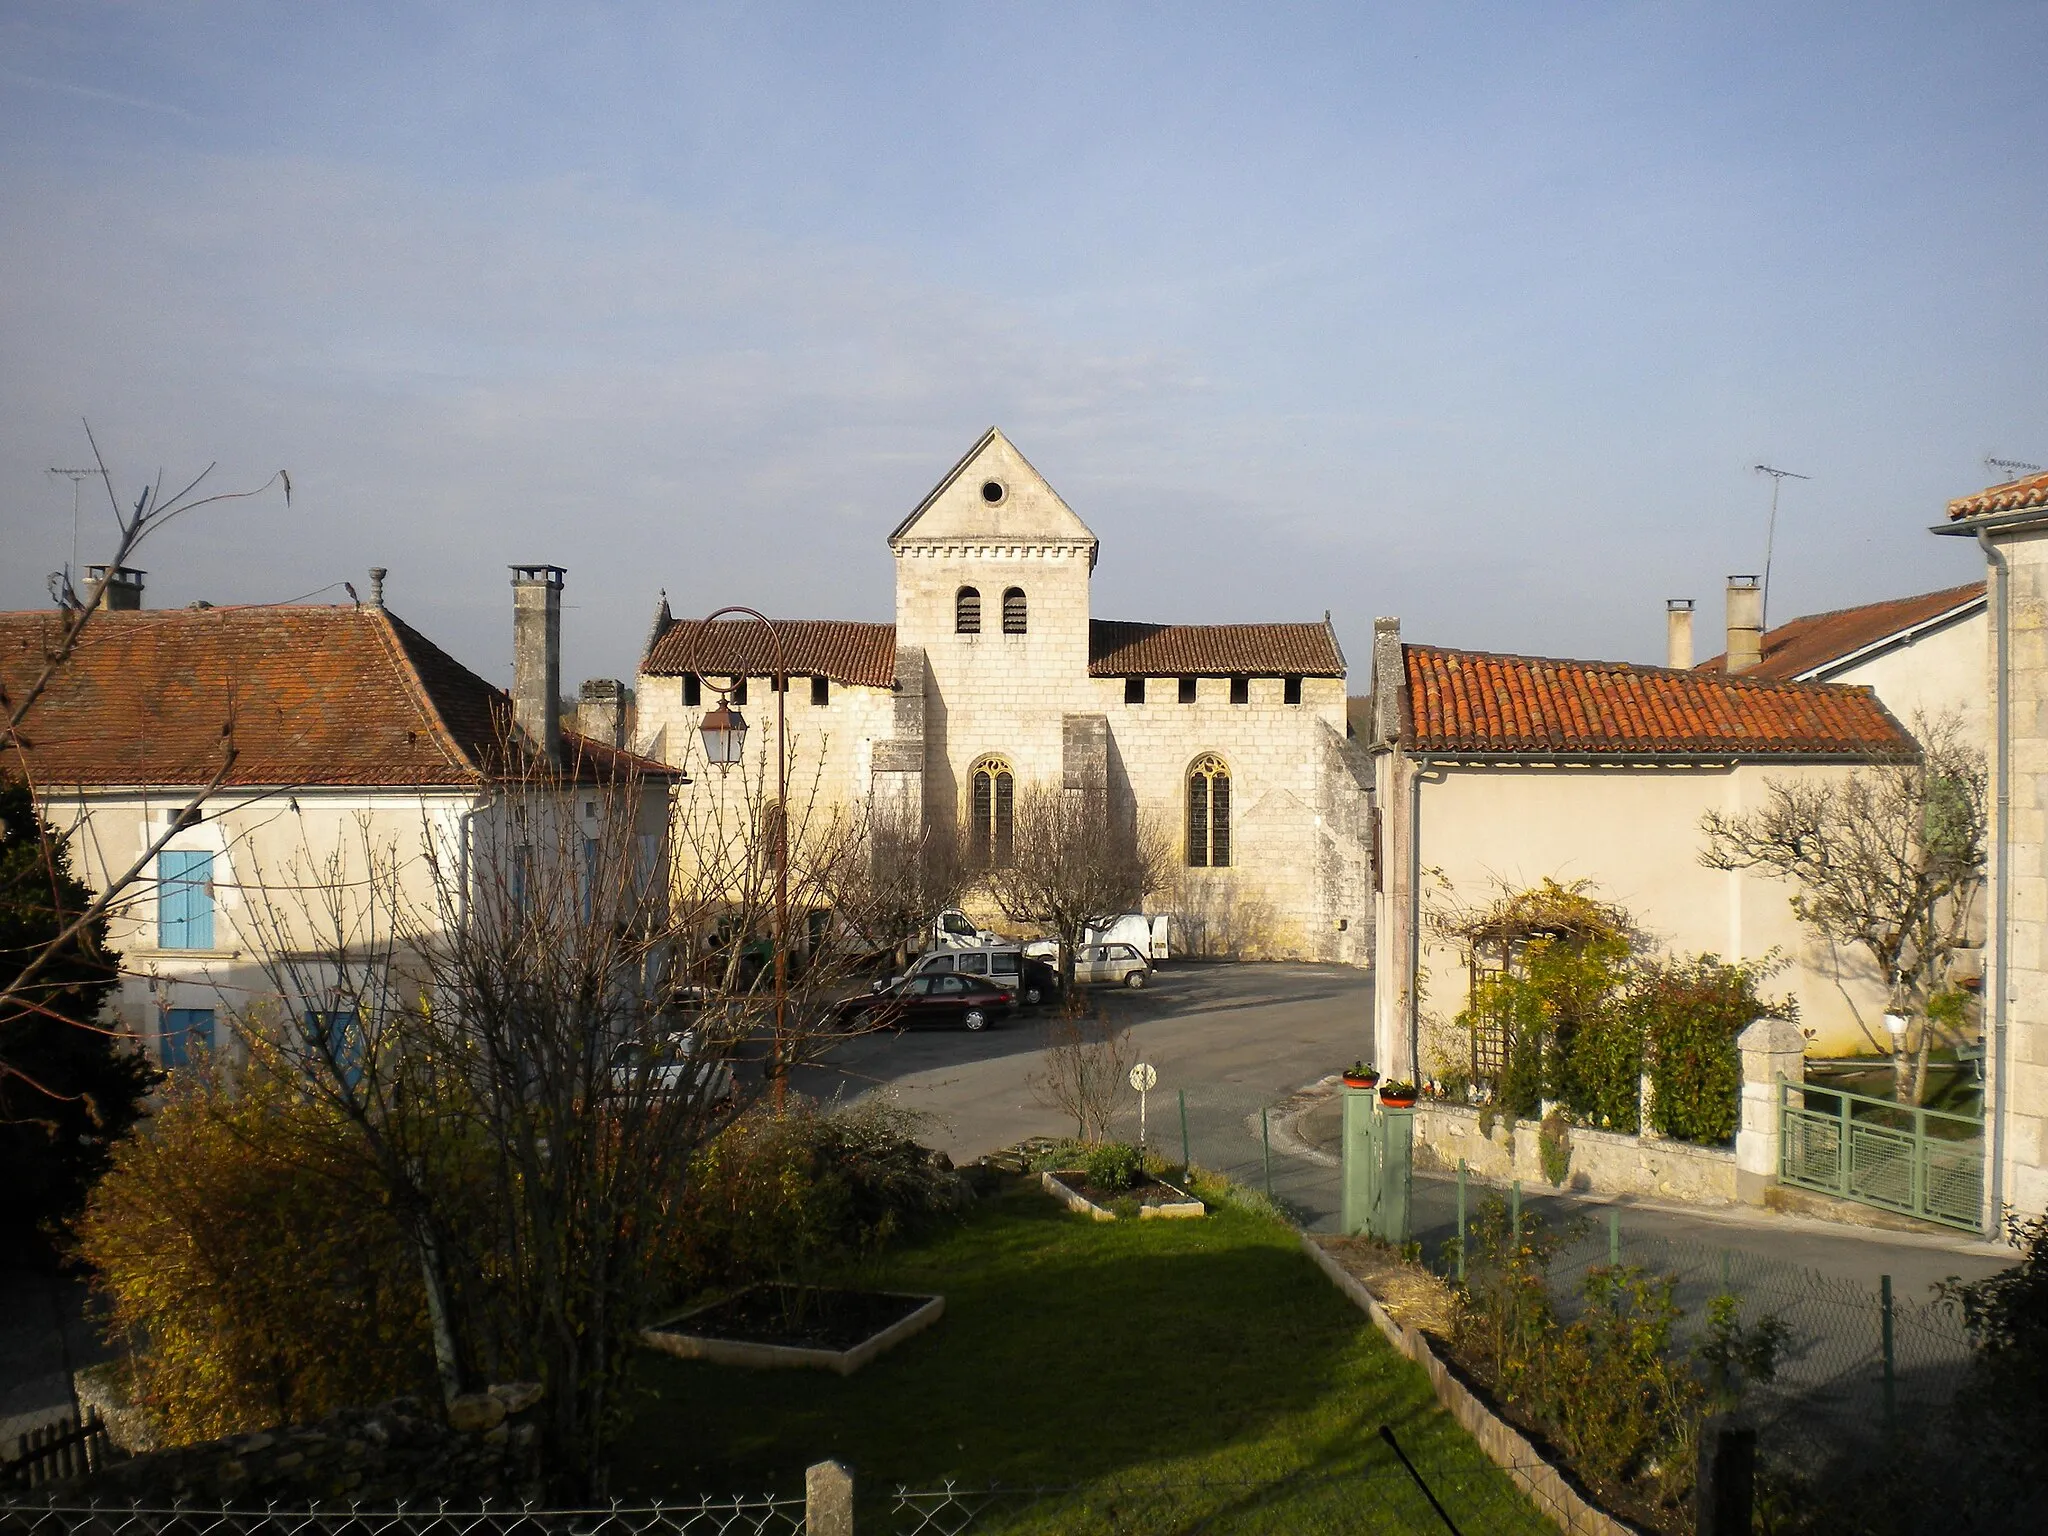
[1404,645,1913,759]
[642,619,897,688]
[1695,582,1983,681]
[1088,620,1344,677]
[1,606,671,789]
[1948,470,2048,520]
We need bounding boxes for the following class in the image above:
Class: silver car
[1074,942,1151,989]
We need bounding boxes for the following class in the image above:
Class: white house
[0,565,672,1067]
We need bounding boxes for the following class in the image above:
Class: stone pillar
[1735,1017,1804,1204]
[806,1459,855,1536]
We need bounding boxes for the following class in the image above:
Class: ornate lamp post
[684,606,792,1108]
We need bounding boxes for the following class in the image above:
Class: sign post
[1130,1062,1158,1151]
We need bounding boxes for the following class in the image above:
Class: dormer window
[1002,587,1027,635]
[956,586,981,634]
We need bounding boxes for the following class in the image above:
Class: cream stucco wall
[1808,605,1986,751]
[47,779,670,1067]
[46,787,480,1064]
[1373,759,1893,1076]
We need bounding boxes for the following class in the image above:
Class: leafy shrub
[1453,1199,1789,1513]
[1538,1109,1572,1187]
[1635,956,1789,1145]
[1080,1141,1143,1194]
[1941,1212,2048,1460]
[664,1097,960,1299]
[74,1054,436,1443]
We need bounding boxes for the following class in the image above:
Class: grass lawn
[615,1180,1553,1533]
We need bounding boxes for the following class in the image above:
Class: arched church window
[956,586,981,635]
[969,755,1015,867]
[1186,754,1232,868]
[1002,587,1027,635]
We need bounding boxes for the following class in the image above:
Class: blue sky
[3,3,2043,690]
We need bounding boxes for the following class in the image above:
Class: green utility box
[1339,1083,1414,1244]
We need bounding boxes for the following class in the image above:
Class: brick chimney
[86,565,144,610]
[1725,576,1763,675]
[511,565,565,764]
[1665,598,1694,669]
[577,678,627,749]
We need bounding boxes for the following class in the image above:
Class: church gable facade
[637,428,1373,963]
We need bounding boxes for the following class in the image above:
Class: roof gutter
[1402,749,1911,768]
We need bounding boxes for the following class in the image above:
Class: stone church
[633,428,1373,962]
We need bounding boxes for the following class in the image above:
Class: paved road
[790,961,1375,1162]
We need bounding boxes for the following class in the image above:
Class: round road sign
[1129,1062,1158,1093]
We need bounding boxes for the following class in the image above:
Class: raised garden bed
[641,1284,943,1376]
[1041,1169,1206,1220]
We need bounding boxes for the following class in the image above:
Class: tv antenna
[1985,455,2043,483]
[1754,464,1810,630]
[48,465,104,599]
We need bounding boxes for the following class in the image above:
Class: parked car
[1074,942,1152,989]
[609,1029,735,1101]
[838,973,1016,1032]
[872,944,1063,1007]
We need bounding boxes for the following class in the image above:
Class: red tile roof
[1695,582,1983,681]
[0,605,670,789]
[1088,620,1345,677]
[1948,470,2048,520]
[1404,645,1914,759]
[642,619,898,688]
[638,615,1347,683]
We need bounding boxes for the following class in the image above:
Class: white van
[929,908,1003,950]
[1023,913,1170,964]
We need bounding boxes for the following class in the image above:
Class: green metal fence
[1779,1079,1984,1231]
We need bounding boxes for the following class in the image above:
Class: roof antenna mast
[1753,464,1810,631]
[48,466,99,600]
[1985,454,2042,484]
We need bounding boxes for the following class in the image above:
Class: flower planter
[1041,1169,1206,1221]
[1378,1087,1419,1109]
[1342,1073,1380,1090]
[640,1284,944,1376]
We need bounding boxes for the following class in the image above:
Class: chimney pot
[1725,576,1763,675]
[577,678,628,750]
[86,565,145,611]
[368,567,387,609]
[1665,598,1695,669]
[511,565,566,766]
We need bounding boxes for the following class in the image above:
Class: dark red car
[836,973,1015,1032]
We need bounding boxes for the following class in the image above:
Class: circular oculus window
[980,478,1006,505]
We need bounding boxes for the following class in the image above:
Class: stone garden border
[1040,1170,1206,1221]
[640,1290,944,1377]
[1300,1236,1648,1536]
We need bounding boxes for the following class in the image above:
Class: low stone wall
[1412,1103,1736,1206]
[1301,1237,1645,1535]
[32,1384,546,1507]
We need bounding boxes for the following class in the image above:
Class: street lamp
[698,699,749,768]
[681,606,792,1108]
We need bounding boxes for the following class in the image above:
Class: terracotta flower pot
[1378,1086,1418,1108]
[1342,1072,1379,1089]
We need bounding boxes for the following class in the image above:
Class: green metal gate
[1780,1079,1984,1232]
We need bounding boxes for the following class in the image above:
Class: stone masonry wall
[43,1385,546,1508]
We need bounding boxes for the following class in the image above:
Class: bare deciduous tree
[1699,716,1986,1103]
[1030,1012,1135,1143]
[819,799,973,964]
[232,739,888,1495]
[980,783,1168,1002]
